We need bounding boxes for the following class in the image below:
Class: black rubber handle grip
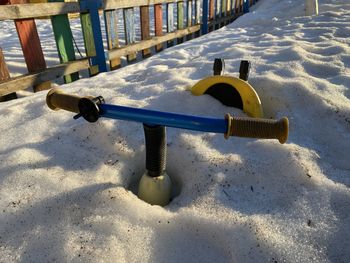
[225,114,289,144]
[46,88,85,113]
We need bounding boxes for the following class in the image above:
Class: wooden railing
[0,0,258,100]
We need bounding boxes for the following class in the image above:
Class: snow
[1,0,350,262]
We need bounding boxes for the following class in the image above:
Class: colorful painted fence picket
[0,0,259,100]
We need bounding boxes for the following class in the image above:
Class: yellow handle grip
[46,88,88,113]
[225,114,289,144]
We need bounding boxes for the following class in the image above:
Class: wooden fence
[0,0,258,100]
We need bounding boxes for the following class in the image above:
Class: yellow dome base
[191,76,263,118]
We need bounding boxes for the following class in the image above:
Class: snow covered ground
[1,0,350,262]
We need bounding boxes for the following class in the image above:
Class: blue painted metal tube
[99,104,228,134]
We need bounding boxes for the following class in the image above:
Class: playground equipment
[191,59,263,118]
[46,60,289,206]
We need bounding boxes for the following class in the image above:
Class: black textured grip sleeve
[143,124,167,177]
[225,114,289,144]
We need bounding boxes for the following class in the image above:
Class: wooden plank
[221,0,227,16]
[80,0,107,73]
[0,48,10,80]
[201,0,208,34]
[123,7,137,62]
[140,5,151,57]
[177,1,184,43]
[166,3,174,47]
[220,0,227,27]
[108,25,200,60]
[230,0,237,21]
[49,0,79,83]
[208,0,214,31]
[154,4,163,52]
[104,9,121,69]
[103,0,174,10]
[226,0,231,17]
[80,13,99,76]
[215,0,220,29]
[186,0,192,40]
[235,0,239,14]
[5,0,51,92]
[0,2,80,20]
[227,0,234,22]
[194,0,200,37]
[209,0,214,19]
[0,59,90,96]
[243,0,249,13]
[195,0,200,24]
[0,47,17,101]
[0,0,183,20]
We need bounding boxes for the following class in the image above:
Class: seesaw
[46,60,288,206]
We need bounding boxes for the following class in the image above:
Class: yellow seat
[191,76,263,118]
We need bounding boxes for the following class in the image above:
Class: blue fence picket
[79,0,107,73]
[123,8,137,62]
[167,3,175,47]
[187,0,193,40]
[201,0,209,34]
[104,9,121,70]
[243,0,249,13]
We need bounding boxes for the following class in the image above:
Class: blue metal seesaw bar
[99,104,228,134]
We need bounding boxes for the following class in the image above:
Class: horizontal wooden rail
[0,0,178,20]
[108,24,200,60]
[103,0,176,10]
[0,2,80,20]
[0,58,89,96]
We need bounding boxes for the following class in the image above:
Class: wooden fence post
[194,0,200,37]
[140,6,152,57]
[177,1,184,43]
[0,48,17,101]
[230,0,236,22]
[166,3,175,47]
[243,0,249,13]
[123,8,137,62]
[226,0,231,24]
[80,12,99,76]
[220,0,226,27]
[208,0,214,31]
[79,0,107,74]
[49,0,79,83]
[2,0,51,92]
[154,4,163,52]
[201,0,208,34]
[186,0,192,40]
[215,0,220,29]
[104,9,121,69]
